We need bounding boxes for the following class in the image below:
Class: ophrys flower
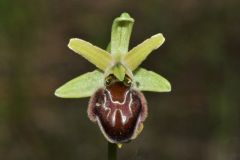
[55,13,171,144]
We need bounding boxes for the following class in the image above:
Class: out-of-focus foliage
[0,0,239,160]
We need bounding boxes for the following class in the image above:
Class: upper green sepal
[133,68,171,92]
[55,70,104,98]
[111,12,134,56]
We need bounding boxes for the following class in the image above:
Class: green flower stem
[108,142,117,160]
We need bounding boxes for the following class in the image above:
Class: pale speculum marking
[96,89,133,127]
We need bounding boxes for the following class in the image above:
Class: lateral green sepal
[55,70,104,98]
[133,68,171,92]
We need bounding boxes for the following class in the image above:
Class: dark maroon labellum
[88,76,147,143]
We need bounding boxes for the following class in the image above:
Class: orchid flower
[55,13,171,145]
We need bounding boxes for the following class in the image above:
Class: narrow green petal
[133,68,171,92]
[112,64,126,81]
[123,33,165,71]
[55,70,104,98]
[68,38,114,71]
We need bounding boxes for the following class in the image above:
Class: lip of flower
[88,75,148,143]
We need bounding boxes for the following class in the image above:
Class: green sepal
[133,68,171,92]
[55,70,104,98]
[111,12,134,57]
[123,33,165,71]
[68,38,114,71]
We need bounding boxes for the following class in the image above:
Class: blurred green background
[0,0,239,159]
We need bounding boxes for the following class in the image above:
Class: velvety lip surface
[89,81,143,142]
